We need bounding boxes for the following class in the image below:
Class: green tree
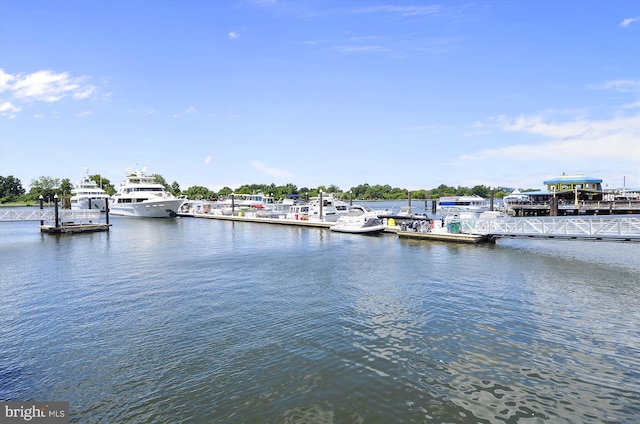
[29,176,60,201]
[89,174,116,195]
[151,174,171,191]
[326,184,341,193]
[170,181,181,196]
[0,175,25,202]
[184,185,213,199]
[411,189,427,199]
[218,186,233,196]
[60,178,73,195]
[470,185,490,198]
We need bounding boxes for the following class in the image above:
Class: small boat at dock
[330,205,385,234]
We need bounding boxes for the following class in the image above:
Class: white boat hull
[330,223,385,234]
[330,214,386,234]
[109,199,185,218]
[71,198,108,212]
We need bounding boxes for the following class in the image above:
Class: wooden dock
[190,212,335,228]
[397,230,489,244]
[40,223,111,234]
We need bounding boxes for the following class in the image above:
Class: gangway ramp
[0,209,101,222]
[466,216,640,243]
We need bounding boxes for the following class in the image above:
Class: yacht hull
[109,199,185,218]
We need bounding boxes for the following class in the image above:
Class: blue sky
[1,0,639,193]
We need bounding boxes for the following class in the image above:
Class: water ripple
[1,217,639,422]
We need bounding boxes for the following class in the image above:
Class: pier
[509,200,640,216]
[183,211,640,244]
[0,207,110,234]
[468,216,640,242]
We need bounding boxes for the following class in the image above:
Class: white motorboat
[437,195,489,218]
[306,194,341,222]
[284,204,310,221]
[70,169,110,211]
[110,168,185,218]
[213,193,276,216]
[330,205,385,234]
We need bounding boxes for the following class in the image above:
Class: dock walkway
[0,209,101,222]
[468,215,640,242]
[185,212,640,244]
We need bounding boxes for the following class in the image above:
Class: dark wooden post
[54,194,59,228]
[319,191,323,221]
[39,195,44,225]
[105,197,110,225]
[550,197,558,216]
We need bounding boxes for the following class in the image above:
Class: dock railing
[0,209,102,223]
[464,216,640,242]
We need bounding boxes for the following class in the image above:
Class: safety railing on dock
[465,216,640,242]
[0,209,101,222]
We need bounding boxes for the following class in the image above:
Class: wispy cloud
[76,110,93,117]
[332,44,388,54]
[228,31,240,40]
[251,160,294,179]
[619,16,640,27]
[204,155,212,165]
[172,106,197,118]
[351,5,442,17]
[0,101,21,119]
[592,79,640,92]
[466,112,639,163]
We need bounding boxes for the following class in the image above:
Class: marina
[178,205,640,243]
[3,1,639,422]
[1,212,638,423]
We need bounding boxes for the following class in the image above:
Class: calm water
[1,204,639,423]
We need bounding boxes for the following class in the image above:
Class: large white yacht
[70,169,110,211]
[110,168,185,218]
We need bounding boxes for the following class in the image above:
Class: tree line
[1,174,522,205]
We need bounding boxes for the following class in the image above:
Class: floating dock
[190,212,335,229]
[40,223,111,234]
[397,230,489,244]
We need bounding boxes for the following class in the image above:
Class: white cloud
[465,112,639,163]
[172,106,197,118]
[228,31,240,39]
[0,101,20,113]
[0,69,15,92]
[204,155,212,165]
[0,101,20,119]
[76,110,93,117]
[619,16,640,27]
[251,160,294,178]
[594,80,640,92]
[0,68,97,117]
